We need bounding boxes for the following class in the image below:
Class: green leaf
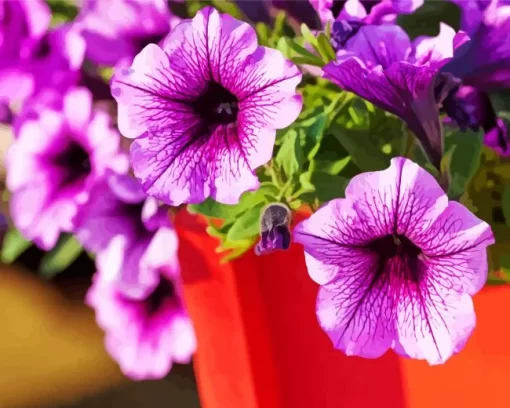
[275,129,304,179]
[331,124,390,171]
[300,112,328,161]
[310,172,349,202]
[39,234,83,279]
[445,129,483,199]
[300,24,317,47]
[502,186,510,229]
[290,56,326,67]
[210,0,244,19]
[189,183,279,220]
[316,32,336,63]
[313,157,351,175]
[226,202,266,241]
[255,23,271,46]
[219,237,257,263]
[1,228,31,263]
[279,37,325,66]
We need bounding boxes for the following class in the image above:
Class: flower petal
[324,59,443,169]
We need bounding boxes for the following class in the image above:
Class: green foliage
[39,234,83,279]
[47,0,78,25]
[1,228,31,264]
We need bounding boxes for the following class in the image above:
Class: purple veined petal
[411,23,456,66]
[112,7,302,205]
[441,3,510,91]
[413,201,494,295]
[342,24,412,69]
[324,58,443,169]
[107,173,147,204]
[393,284,476,365]
[315,276,396,359]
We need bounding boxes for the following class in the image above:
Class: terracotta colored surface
[177,210,510,408]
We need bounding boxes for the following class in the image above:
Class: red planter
[176,210,510,408]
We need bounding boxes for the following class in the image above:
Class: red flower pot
[176,210,510,408]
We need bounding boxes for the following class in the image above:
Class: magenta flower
[323,23,458,169]
[76,0,173,66]
[0,0,51,103]
[310,0,423,26]
[294,157,494,364]
[111,6,302,206]
[441,2,510,92]
[6,87,128,250]
[84,176,195,380]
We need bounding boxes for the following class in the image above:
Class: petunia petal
[324,59,443,169]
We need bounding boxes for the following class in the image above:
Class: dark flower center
[366,234,423,283]
[192,81,239,127]
[145,275,176,315]
[53,140,92,187]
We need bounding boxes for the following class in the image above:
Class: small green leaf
[210,0,244,19]
[316,32,336,63]
[226,203,266,241]
[331,124,390,171]
[314,157,351,175]
[1,228,31,263]
[280,37,325,66]
[301,23,317,47]
[299,172,316,193]
[255,22,271,46]
[445,129,483,199]
[219,238,257,263]
[311,172,349,202]
[275,129,304,179]
[188,198,236,219]
[502,186,510,229]
[291,56,326,67]
[39,234,83,279]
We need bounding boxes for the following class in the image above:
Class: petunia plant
[0,0,509,383]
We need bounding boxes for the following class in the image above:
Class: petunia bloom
[6,87,128,250]
[441,1,510,92]
[294,157,494,365]
[310,0,423,26]
[323,23,458,170]
[111,6,302,205]
[84,175,195,380]
[255,203,292,255]
[76,0,173,67]
[0,0,51,103]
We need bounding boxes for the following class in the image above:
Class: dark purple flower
[0,0,51,103]
[6,87,128,250]
[324,24,458,169]
[76,0,175,67]
[441,2,510,92]
[83,174,195,380]
[255,203,292,255]
[310,0,423,25]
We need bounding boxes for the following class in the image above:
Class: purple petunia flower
[441,2,510,92]
[255,203,292,255]
[0,0,50,103]
[310,0,423,26]
[294,157,494,365]
[111,6,302,206]
[84,174,195,380]
[323,23,458,169]
[76,0,174,67]
[6,87,128,250]
[449,0,510,35]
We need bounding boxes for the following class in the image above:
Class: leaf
[188,183,279,220]
[255,22,271,46]
[300,23,317,47]
[276,37,291,58]
[301,112,328,161]
[501,185,510,229]
[279,37,325,66]
[39,234,83,279]
[445,129,483,199]
[316,32,336,63]
[219,237,257,263]
[310,172,349,202]
[275,129,304,179]
[226,202,266,241]
[331,124,390,171]
[210,0,244,19]
[313,157,351,175]
[1,228,31,263]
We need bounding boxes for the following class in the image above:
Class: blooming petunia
[441,1,510,92]
[76,0,174,67]
[310,0,423,26]
[0,0,51,103]
[255,203,292,255]
[294,157,494,365]
[84,175,195,380]
[111,6,302,205]
[6,87,128,250]
[324,23,460,170]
